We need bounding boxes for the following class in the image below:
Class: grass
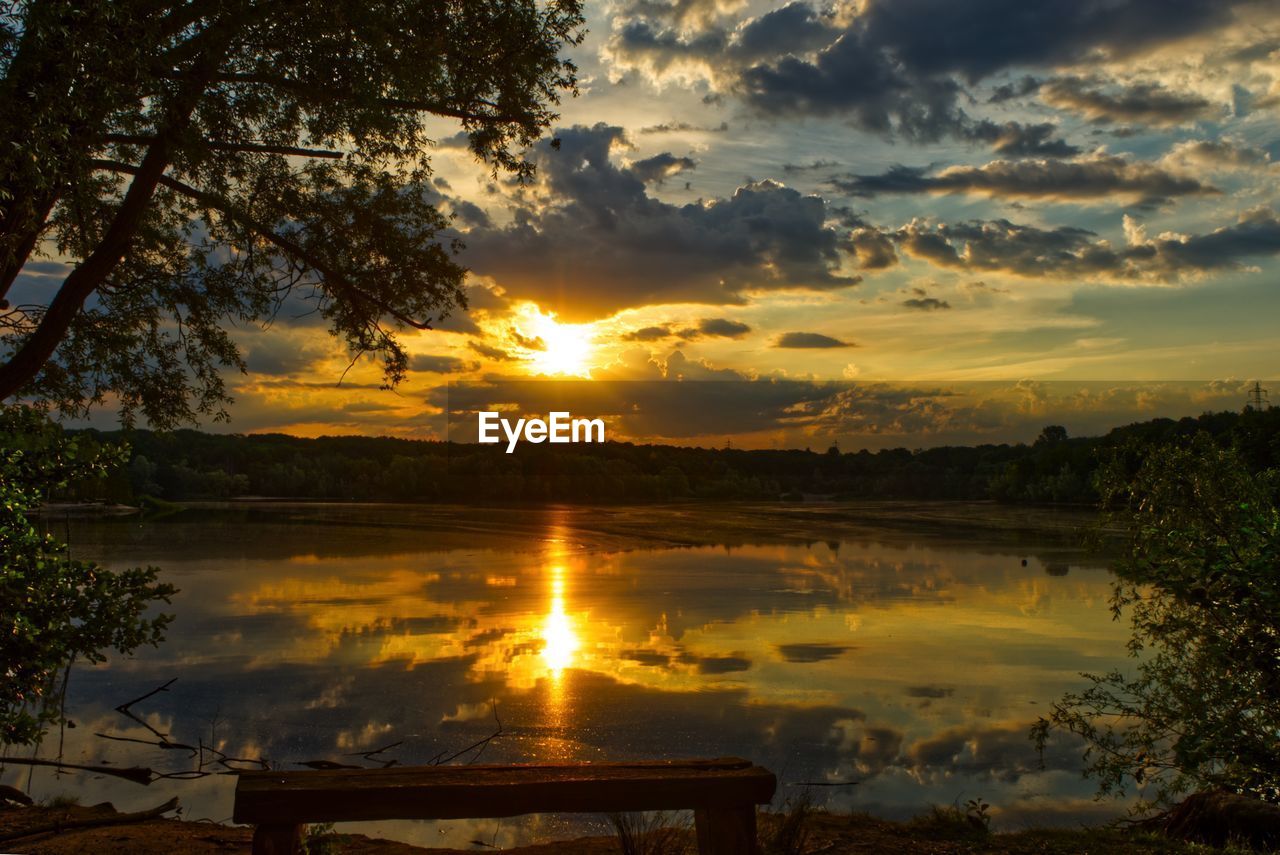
[302,821,342,855]
[761,792,815,855]
[609,810,694,855]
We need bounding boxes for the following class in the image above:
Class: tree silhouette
[0,0,584,426]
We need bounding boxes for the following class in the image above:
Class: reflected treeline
[58,408,1280,505]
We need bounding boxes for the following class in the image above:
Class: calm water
[5,503,1131,847]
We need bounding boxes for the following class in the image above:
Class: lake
[5,502,1130,848]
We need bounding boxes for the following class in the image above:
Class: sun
[522,308,595,377]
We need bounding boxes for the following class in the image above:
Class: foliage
[0,0,584,427]
[907,804,990,840]
[0,405,175,746]
[963,797,991,831]
[57,406,1280,505]
[302,822,341,855]
[1032,433,1280,810]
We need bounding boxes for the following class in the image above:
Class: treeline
[65,407,1280,505]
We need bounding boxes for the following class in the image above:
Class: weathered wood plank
[695,806,758,855]
[251,823,303,855]
[234,758,776,824]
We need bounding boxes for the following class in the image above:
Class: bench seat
[234,757,776,854]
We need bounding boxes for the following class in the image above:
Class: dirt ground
[0,801,1229,854]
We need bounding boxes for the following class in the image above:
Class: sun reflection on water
[541,568,579,675]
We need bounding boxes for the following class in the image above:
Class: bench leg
[694,806,758,855]
[252,823,304,855]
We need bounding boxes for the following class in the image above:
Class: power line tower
[1245,381,1270,411]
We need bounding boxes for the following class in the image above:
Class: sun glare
[522,309,594,377]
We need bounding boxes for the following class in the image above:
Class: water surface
[5,503,1129,847]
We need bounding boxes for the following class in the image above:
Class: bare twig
[0,757,153,786]
[0,796,179,844]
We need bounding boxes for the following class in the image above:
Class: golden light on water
[541,566,579,675]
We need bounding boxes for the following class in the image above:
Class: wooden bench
[234,757,776,855]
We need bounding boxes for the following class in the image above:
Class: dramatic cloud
[628,152,697,184]
[777,642,851,663]
[460,124,860,319]
[850,227,899,270]
[902,293,951,311]
[409,354,477,374]
[638,120,729,134]
[620,317,753,342]
[783,159,841,173]
[607,0,1250,151]
[621,325,676,342]
[774,331,854,348]
[468,341,519,362]
[1163,138,1274,171]
[1041,76,1219,126]
[967,121,1080,158]
[245,336,330,376]
[833,154,1218,206]
[891,208,1280,281]
[696,317,752,338]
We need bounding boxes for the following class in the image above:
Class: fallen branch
[0,796,179,844]
[0,757,153,785]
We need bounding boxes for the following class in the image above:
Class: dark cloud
[694,317,752,338]
[245,337,328,376]
[905,685,954,698]
[850,227,899,270]
[621,317,752,342]
[608,0,1250,151]
[1165,138,1274,170]
[739,36,966,139]
[967,121,1079,158]
[833,154,1217,205]
[629,152,698,184]
[904,721,1081,783]
[731,1,842,61]
[461,124,860,319]
[774,331,854,348]
[468,341,520,362]
[433,311,481,336]
[902,297,951,311]
[692,655,752,674]
[508,328,546,351]
[409,354,477,374]
[433,376,1257,447]
[447,198,492,228]
[846,0,1243,83]
[782,159,841,173]
[892,208,1280,281]
[1041,76,1219,126]
[622,649,672,667]
[638,120,729,134]
[777,642,852,663]
[621,325,677,342]
[987,75,1041,103]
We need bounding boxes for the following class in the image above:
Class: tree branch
[103,134,344,159]
[90,159,434,332]
[202,72,530,125]
[0,23,236,402]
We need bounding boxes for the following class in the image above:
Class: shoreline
[0,801,1210,854]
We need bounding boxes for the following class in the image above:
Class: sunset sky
[71,0,1280,444]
